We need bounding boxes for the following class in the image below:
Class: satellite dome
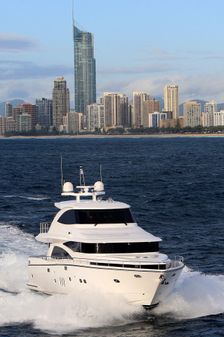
[94,181,104,192]
[63,182,74,193]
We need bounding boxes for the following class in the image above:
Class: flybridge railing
[40,222,51,233]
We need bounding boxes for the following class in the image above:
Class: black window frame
[51,246,72,259]
[58,208,134,225]
[63,241,159,254]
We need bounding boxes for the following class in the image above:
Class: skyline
[1,0,224,105]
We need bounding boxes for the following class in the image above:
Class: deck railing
[40,222,51,233]
[170,256,184,268]
[33,254,184,270]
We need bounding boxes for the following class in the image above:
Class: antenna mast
[100,164,103,182]
[79,166,85,186]
[60,155,64,191]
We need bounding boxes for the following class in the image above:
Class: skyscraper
[5,102,13,118]
[132,92,149,128]
[36,98,53,129]
[73,24,96,115]
[52,77,70,131]
[143,98,160,127]
[87,103,105,131]
[183,101,201,127]
[204,100,217,127]
[103,92,129,128]
[12,103,37,131]
[164,85,179,119]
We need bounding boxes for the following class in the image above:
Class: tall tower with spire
[73,22,96,116]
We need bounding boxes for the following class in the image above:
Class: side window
[58,210,76,224]
[51,246,72,259]
[64,241,81,252]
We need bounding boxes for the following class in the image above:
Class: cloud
[98,63,175,75]
[0,33,38,52]
[98,72,224,103]
[0,73,74,104]
[178,74,224,102]
[0,60,73,80]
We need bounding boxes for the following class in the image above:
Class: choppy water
[0,137,224,336]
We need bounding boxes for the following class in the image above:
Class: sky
[1,0,224,105]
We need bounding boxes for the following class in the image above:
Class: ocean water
[0,137,224,336]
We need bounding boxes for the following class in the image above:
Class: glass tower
[73,25,96,115]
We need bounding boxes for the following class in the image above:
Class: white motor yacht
[27,168,184,309]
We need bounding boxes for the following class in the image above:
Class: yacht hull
[27,257,184,307]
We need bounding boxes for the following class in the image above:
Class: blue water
[0,137,224,336]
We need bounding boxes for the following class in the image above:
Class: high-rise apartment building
[36,98,53,129]
[87,103,105,131]
[183,101,201,127]
[213,111,224,126]
[5,102,13,118]
[19,113,32,132]
[12,103,37,131]
[73,24,96,115]
[52,77,70,131]
[203,100,217,127]
[0,117,6,135]
[132,92,149,128]
[103,93,129,128]
[63,111,83,133]
[143,98,160,127]
[164,85,179,119]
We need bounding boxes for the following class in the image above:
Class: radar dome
[63,182,74,193]
[94,181,104,192]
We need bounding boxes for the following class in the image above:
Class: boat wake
[155,267,224,319]
[0,223,223,333]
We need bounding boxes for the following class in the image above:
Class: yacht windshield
[64,241,159,253]
[58,208,134,225]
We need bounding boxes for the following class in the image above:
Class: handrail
[40,222,51,233]
[31,254,184,270]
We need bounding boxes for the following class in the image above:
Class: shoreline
[1,133,224,139]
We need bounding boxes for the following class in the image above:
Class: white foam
[0,223,45,256]
[0,223,45,292]
[0,223,141,333]
[0,289,141,333]
[155,267,224,319]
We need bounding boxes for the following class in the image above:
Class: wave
[155,267,224,319]
[3,195,50,201]
[0,224,141,333]
[0,224,223,333]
